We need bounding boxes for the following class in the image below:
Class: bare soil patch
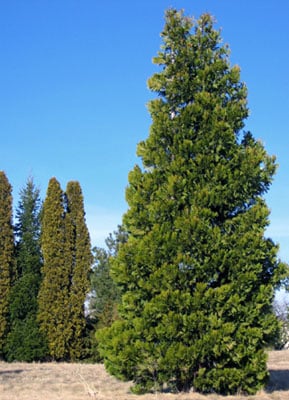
[0,350,288,400]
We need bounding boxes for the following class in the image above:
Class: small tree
[0,171,15,357]
[86,226,127,361]
[89,226,127,329]
[5,178,48,361]
[90,247,118,328]
[273,293,289,349]
[97,9,288,395]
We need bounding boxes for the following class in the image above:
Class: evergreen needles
[0,175,92,362]
[37,178,92,361]
[0,171,15,356]
[96,9,288,395]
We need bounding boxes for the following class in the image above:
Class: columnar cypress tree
[37,177,71,360]
[5,178,48,361]
[38,178,92,360]
[65,181,92,360]
[0,171,15,357]
[97,10,287,395]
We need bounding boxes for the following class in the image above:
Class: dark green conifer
[5,178,48,361]
[37,177,71,360]
[90,247,119,329]
[0,171,15,357]
[87,226,127,361]
[65,181,92,360]
[90,226,127,329]
[97,10,288,395]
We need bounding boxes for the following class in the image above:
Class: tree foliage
[38,178,92,361]
[0,171,15,356]
[5,178,47,361]
[37,177,71,360]
[65,181,92,360]
[89,225,127,329]
[97,9,288,395]
[273,293,289,349]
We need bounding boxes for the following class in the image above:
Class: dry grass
[0,350,289,400]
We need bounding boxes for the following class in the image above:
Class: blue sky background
[1,1,288,262]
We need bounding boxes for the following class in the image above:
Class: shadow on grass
[266,369,289,392]
[0,369,23,376]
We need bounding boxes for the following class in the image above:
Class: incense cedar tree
[5,178,48,361]
[65,181,92,360]
[0,171,15,357]
[97,10,287,395]
[37,177,71,360]
[38,178,92,360]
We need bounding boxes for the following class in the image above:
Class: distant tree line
[0,173,119,362]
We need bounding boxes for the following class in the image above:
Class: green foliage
[6,274,48,361]
[4,315,48,362]
[90,247,119,328]
[105,225,128,257]
[9,273,41,321]
[5,178,47,361]
[0,171,15,356]
[37,177,71,360]
[14,178,43,276]
[65,181,92,360]
[89,226,127,361]
[272,294,289,349]
[38,178,92,361]
[97,9,288,395]
[89,226,127,329]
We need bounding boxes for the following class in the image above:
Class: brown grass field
[0,350,288,400]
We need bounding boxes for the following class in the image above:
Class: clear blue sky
[1,1,288,262]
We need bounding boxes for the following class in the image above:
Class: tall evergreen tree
[38,178,92,360]
[0,171,15,357]
[37,177,71,360]
[14,178,42,276]
[97,10,288,395]
[5,178,47,361]
[65,181,92,360]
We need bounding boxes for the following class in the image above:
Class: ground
[0,350,288,400]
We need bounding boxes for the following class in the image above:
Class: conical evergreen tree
[37,177,71,360]
[0,171,15,357]
[5,178,48,361]
[65,181,92,360]
[97,10,288,395]
[14,178,43,276]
